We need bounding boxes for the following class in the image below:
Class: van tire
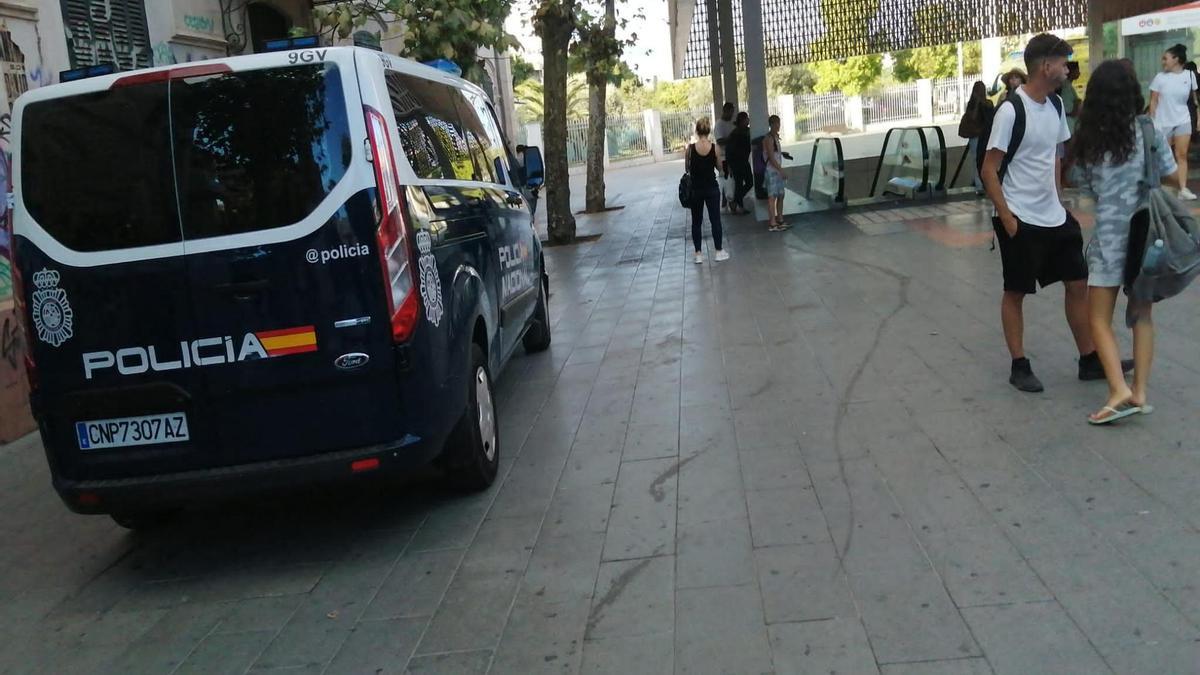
[110,509,175,531]
[443,344,499,491]
[522,275,552,353]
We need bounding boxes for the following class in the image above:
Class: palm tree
[515,76,590,122]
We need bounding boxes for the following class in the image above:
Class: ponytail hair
[695,117,712,137]
[1167,43,1189,65]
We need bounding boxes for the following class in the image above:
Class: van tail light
[8,247,37,392]
[364,106,419,343]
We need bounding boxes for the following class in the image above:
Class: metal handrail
[868,127,930,198]
[805,136,845,205]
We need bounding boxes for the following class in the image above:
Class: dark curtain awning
[672,0,1193,79]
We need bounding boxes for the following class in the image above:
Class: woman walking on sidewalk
[764,115,788,231]
[1068,60,1177,424]
[687,118,729,263]
[1149,44,1198,200]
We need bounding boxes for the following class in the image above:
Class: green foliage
[893,44,957,81]
[515,76,589,122]
[811,56,883,95]
[312,0,518,79]
[512,54,538,84]
[768,65,816,96]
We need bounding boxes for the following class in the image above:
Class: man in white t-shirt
[982,34,1118,393]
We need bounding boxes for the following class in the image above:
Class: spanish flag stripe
[266,344,319,356]
[260,333,317,351]
[256,325,316,340]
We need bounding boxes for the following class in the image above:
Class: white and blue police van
[8,41,551,528]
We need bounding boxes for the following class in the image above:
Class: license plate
[76,413,190,451]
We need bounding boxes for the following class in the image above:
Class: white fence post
[918,79,935,124]
[646,109,663,162]
[525,123,543,150]
[603,129,611,167]
[845,96,864,132]
[778,95,796,143]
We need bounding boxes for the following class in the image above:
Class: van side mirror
[521,146,545,189]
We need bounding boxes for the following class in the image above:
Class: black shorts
[992,213,1088,295]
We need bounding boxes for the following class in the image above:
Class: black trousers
[731,162,753,210]
[690,182,724,252]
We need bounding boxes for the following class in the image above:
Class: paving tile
[676,517,757,589]
[176,630,274,675]
[603,458,678,561]
[746,487,829,548]
[581,633,673,674]
[622,422,680,462]
[755,543,857,624]
[361,548,464,621]
[879,658,994,675]
[491,598,590,674]
[323,617,425,675]
[522,532,606,604]
[739,444,811,491]
[213,596,303,635]
[585,556,674,640]
[405,649,493,674]
[769,618,881,675]
[675,584,773,674]
[962,601,1110,675]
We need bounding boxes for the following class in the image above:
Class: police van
[9,45,551,528]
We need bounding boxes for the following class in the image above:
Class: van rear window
[20,64,352,251]
[173,64,352,240]
[22,83,180,252]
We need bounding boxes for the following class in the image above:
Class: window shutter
[61,0,152,71]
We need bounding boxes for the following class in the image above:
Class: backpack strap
[685,143,693,174]
[998,96,1025,185]
[997,94,1065,184]
[1137,115,1159,189]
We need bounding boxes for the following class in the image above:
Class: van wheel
[522,275,552,353]
[110,509,175,531]
[443,344,499,491]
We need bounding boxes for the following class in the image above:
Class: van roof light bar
[60,63,116,83]
[263,35,320,52]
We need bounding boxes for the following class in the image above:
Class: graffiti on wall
[0,111,11,305]
[152,41,215,67]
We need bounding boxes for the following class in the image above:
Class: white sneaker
[714,250,730,262]
[1181,187,1197,201]
[694,252,704,264]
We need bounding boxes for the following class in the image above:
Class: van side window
[461,91,509,186]
[22,83,182,251]
[385,72,477,182]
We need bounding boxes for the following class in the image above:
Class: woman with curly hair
[1068,60,1177,424]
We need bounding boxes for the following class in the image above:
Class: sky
[505,0,675,82]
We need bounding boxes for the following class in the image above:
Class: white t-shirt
[987,86,1071,227]
[715,118,735,142]
[1150,70,1197,128]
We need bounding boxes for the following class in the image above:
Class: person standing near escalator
[725,112,754,214]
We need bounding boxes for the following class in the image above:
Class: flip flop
[1139,404,1155,415]
[1087,403,1143,425]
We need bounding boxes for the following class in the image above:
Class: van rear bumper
[52,437,440,515]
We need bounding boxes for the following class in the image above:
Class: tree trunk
[541,8,577,245]
[583,80,607,212]
[583,0,616,214]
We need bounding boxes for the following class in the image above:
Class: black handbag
[678,144,695,208]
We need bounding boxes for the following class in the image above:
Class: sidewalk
[1,164,1198,674]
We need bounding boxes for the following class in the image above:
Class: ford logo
[335,353,370,370]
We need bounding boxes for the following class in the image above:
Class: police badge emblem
[31,269,74,347]
[416,230,444,327]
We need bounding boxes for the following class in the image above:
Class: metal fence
[931,75,979,119]
[661,107,708,154]
[566,118,589,165]
[795,92,848,138]
[863,83,920,126]
[607,114,651,160]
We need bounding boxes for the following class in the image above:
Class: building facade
[0,0,515,442]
